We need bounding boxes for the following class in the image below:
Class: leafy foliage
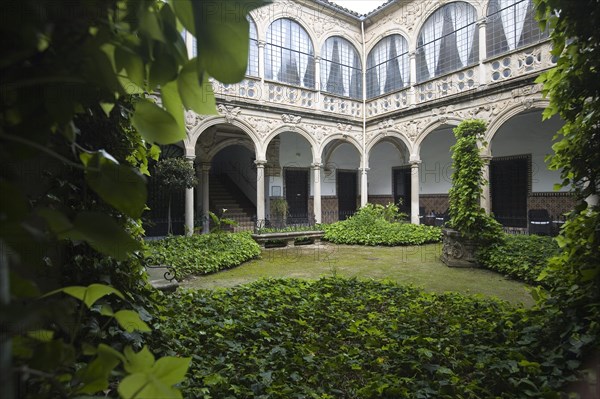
[476,234,559,285]
[209,210,238,234]
[154,278,579,398]
[146,232,261,278]
[533,0,600,383]
[447,120,503,245]
[323,203,441,246]
[1,0,269,396]
[15,284,189,398]
[153,157,198,190]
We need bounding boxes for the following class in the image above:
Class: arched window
[247,17,259,76]
[416,2,478,82]
[265,19,315,88]
[321,37,362,99]
[366,35,409,99]
[487,0,548,58]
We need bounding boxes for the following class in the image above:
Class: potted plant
[153,157,198,235]
[441,120,503,267]
[271,198,288,229]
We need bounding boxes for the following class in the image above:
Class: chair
[435,209,449,227]
[528,209,551,235]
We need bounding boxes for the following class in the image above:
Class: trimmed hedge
[146,232,261,278]
[323,204,441,246]
[154,278,574,398]
[476,234,559,285]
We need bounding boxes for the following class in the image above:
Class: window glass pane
[265,19,315,88]
[321,37,362,99]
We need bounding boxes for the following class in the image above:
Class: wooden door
[491,155,529,227]
[337,170,357,220]
[393,167,412,214]
[285,169,309,224]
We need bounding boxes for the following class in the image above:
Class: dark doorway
[393,166,412,214]
[285,168,309,224]
[490,155,529,228]
[337,170,357,220]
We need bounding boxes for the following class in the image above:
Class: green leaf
[44,284,124,308]
[114,309,152,332]
[151,356,191,386]
[161,80,185,131]
[149,52,178,88]
[131,99,186,144]
[177,59,217,115]
[115,46,146,88]
[82,150,147,219]
[118,372,183,399]
[192,1,249,83]
[68,212,141,260]
[123,345,155,374]
[76,344,123,394]
[139,8,166,43]
[172,0,195,36]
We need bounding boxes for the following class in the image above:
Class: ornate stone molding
[306,123,331,143]
[185,110,205,130]
[217,104,241,123]
[378,119,395,131]
[281,113,302,128]
[246,116,278,139]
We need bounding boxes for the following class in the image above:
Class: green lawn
[181,243,534,306]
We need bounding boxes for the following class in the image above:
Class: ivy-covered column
[312,163,322,224]
[410,160,421,224]
[255,160,267,226]
[201,163,211,234]
[185,155,196,236]
[480,154,492,214]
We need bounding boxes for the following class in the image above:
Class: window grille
[366,35,409,99]
[416,2,478,83]
[265,19,315,88]
[487,0,548,58]
[247,17,259,77]
[321,37,362,99]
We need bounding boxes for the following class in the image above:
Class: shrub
[476,234,559,285]
[153,278,575,398]
[323,204,441,246]
[146,232,260,278]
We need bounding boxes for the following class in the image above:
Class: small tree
[447,120,503,245]
[154,157,198,235]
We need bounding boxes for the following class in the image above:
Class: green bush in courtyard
[477,234,559,285]
[146,232,260,278]
[323,203,441,246]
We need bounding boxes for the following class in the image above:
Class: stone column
[201,163,211,234]
[360,167,369,207]
[409,51,417,105]
[312,163,322,224]
[478,20,488,85]
[315,56,321,93]
[255,160,267,227]
[410,161,421,225]
[258,40,265,82]
[184,155,196,236]
[480,155,492,214]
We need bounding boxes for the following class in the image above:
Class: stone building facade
[170,0,574,234]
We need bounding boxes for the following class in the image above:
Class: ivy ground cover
[146,232,261,278]
[155,278,568,398]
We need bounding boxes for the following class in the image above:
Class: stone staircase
[209,174,256,232]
